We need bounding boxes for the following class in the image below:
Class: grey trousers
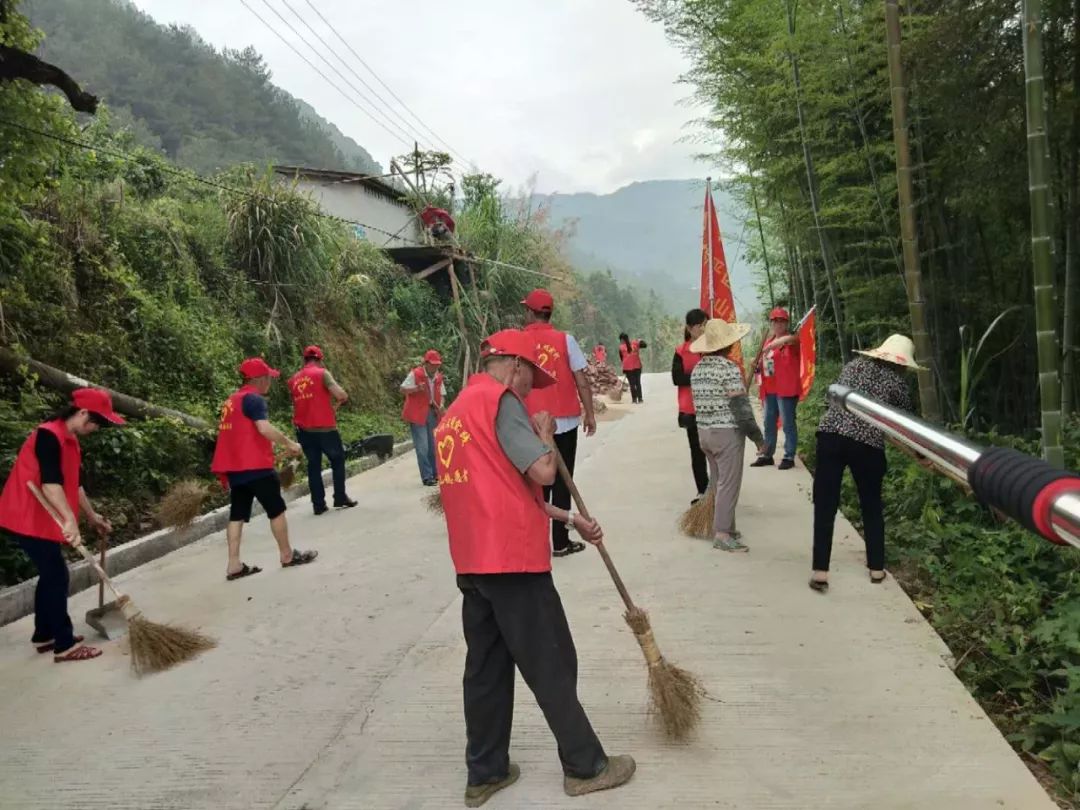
[698,427,746,535]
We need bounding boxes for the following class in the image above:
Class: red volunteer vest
[210,385,275,476]
[437,374,550,574]
[289,364,337,429]
[620,341,642,372]
[402,367,444,425]
[593,346,607,364]
[0,421,82,543]
[675,341,701,415]
[523,323,581,419]
[762,338,801,398]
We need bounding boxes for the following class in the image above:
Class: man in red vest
[436,329,635,806]
[752,307,801,470]
[211,358,318,581]
[521,289,596,558]
[400,349,446,486]
[288,345,356,516]
[0,388,123,662]
[671,308,710,501]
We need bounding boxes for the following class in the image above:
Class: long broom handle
[553,449,637,613]
[27,482,128,606]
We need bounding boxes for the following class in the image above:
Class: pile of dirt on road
[584,360,626,398]
[592,397,608,414]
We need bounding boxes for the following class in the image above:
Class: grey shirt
[495,392,550,473]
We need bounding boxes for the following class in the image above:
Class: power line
[238,0,413,150]
[277,0,458,163]
[255,0,437,152]
[302,0,473,167]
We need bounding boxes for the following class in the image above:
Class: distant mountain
[533,179,761,318]
[28,0,382,175]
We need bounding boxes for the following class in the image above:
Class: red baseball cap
[521,289,554,312]
[424,349,443,366]
[480,329,556,388]
[303,345,324,360]
[71,388,125,425]
[239,357,280,379]
[769,307,790,321]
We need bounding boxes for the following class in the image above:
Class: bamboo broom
[29,483,216,675]
[554,451,703,741]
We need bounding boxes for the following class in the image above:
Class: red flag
[798,306,816,401]
[701,181,742,371]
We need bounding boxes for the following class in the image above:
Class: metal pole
[827,384,1080,548]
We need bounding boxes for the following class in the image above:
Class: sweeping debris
[425,489,444,514]
[582,359,626,400]
[156,479,209,529]
[30,482,217,675]
[554,452,703,740]
[678,489,715,539]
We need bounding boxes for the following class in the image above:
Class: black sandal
[226,563,262,581]
[808,578,829,593]
[553,541,586,558]
[282,549,319,568]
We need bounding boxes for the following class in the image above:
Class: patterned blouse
[818,355,915,448]
[690,355,745,429]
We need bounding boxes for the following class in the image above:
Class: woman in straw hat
[809,335,919,592]
[690,320,766,552]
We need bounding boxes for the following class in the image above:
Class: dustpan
[84,533,127,640]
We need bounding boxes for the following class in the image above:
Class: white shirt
[402,370,447,402]
[556,334,587,435]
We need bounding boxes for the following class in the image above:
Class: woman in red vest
[211,358,317,581]
[592,343,607,365]
[288,345,356,515]
[400,349,446,486]
[752,307,801,470]
[671,308,710,501]
[0,388,124,662]
[618,333,647,403]
[436,329,635,805]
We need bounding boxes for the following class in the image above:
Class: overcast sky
[128,0,709,194]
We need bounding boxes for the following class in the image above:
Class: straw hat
[854,334,926,370]
[689,319,752,354]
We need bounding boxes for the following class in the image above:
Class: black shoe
[778,458,795,470]
[750,456,774,468]
[334,497,358,508]
[423,479,438,487]
[313,504,329,516]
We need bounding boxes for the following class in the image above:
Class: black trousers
[16,534,76,651]
[812,431,888,571]
[296,428,347,509]
[625,370,643,403]
[543,429,578,551]
[457,572,607,785]
[680,414,709,495]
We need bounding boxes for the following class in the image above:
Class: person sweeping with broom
[0,388,124,662]
[288,345,356,515]
[212,357,318,581]
[435,329,635,807]
[521,288,596,559]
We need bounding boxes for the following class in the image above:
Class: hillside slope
[533,179,760,318]
[27,0,381,174]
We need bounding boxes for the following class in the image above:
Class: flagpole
[706,177,715,314]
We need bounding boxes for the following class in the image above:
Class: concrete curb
[0,441,414,627]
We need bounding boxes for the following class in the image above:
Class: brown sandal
[54,644,102,662]
[35,634,84,654]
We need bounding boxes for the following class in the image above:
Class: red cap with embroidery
[521,289,554,312]
[71,388,126,425]
[424,350,443,366]
[239,357,280,379]
[480,330,555,388]
[303,345,323,360]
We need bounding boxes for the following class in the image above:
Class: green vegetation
[0,0,675,586]
[636,0,1080,800]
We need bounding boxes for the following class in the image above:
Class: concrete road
[0,374,1056,809]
